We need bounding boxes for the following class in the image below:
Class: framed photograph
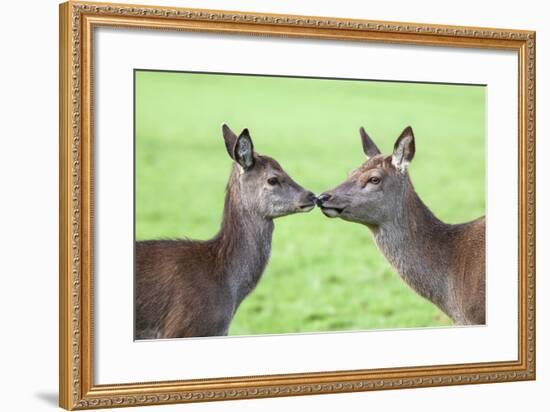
[59,1,536,409]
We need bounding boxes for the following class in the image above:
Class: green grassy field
[135,70,485,335]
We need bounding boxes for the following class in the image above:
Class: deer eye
[368,176,381,185]
[267,177,279,186]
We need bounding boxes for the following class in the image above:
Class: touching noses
[306,191,317,204]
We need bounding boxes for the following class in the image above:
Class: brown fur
[135,126,315,339]
[318,127,485,325]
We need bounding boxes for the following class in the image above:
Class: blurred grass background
[135,70,485,335]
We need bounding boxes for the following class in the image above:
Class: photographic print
[60,2,535,408]
[134,70,486,339]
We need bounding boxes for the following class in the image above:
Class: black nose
[316,193,331,206]
[306,192,316,203]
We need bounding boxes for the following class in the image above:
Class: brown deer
[316,126,485,325]
[135,125,316,339]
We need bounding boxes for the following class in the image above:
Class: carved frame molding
[59,1,535,409]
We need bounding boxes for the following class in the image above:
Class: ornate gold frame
[59,1,536,409]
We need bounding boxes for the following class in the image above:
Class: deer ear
[233,129,255,171]
[222,124,238,159]
[392,126,415,172]
[359,127,381,158]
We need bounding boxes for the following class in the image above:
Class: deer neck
[214,176,274,306]
[371,182,454,312]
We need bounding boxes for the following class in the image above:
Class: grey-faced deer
[317,126,485,325]
[135,125,316,339]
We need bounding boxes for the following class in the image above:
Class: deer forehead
[350,155,393,178]
[255,155,285,174]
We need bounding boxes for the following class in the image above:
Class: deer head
[222,124,316,219]
[316,126,416,227]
